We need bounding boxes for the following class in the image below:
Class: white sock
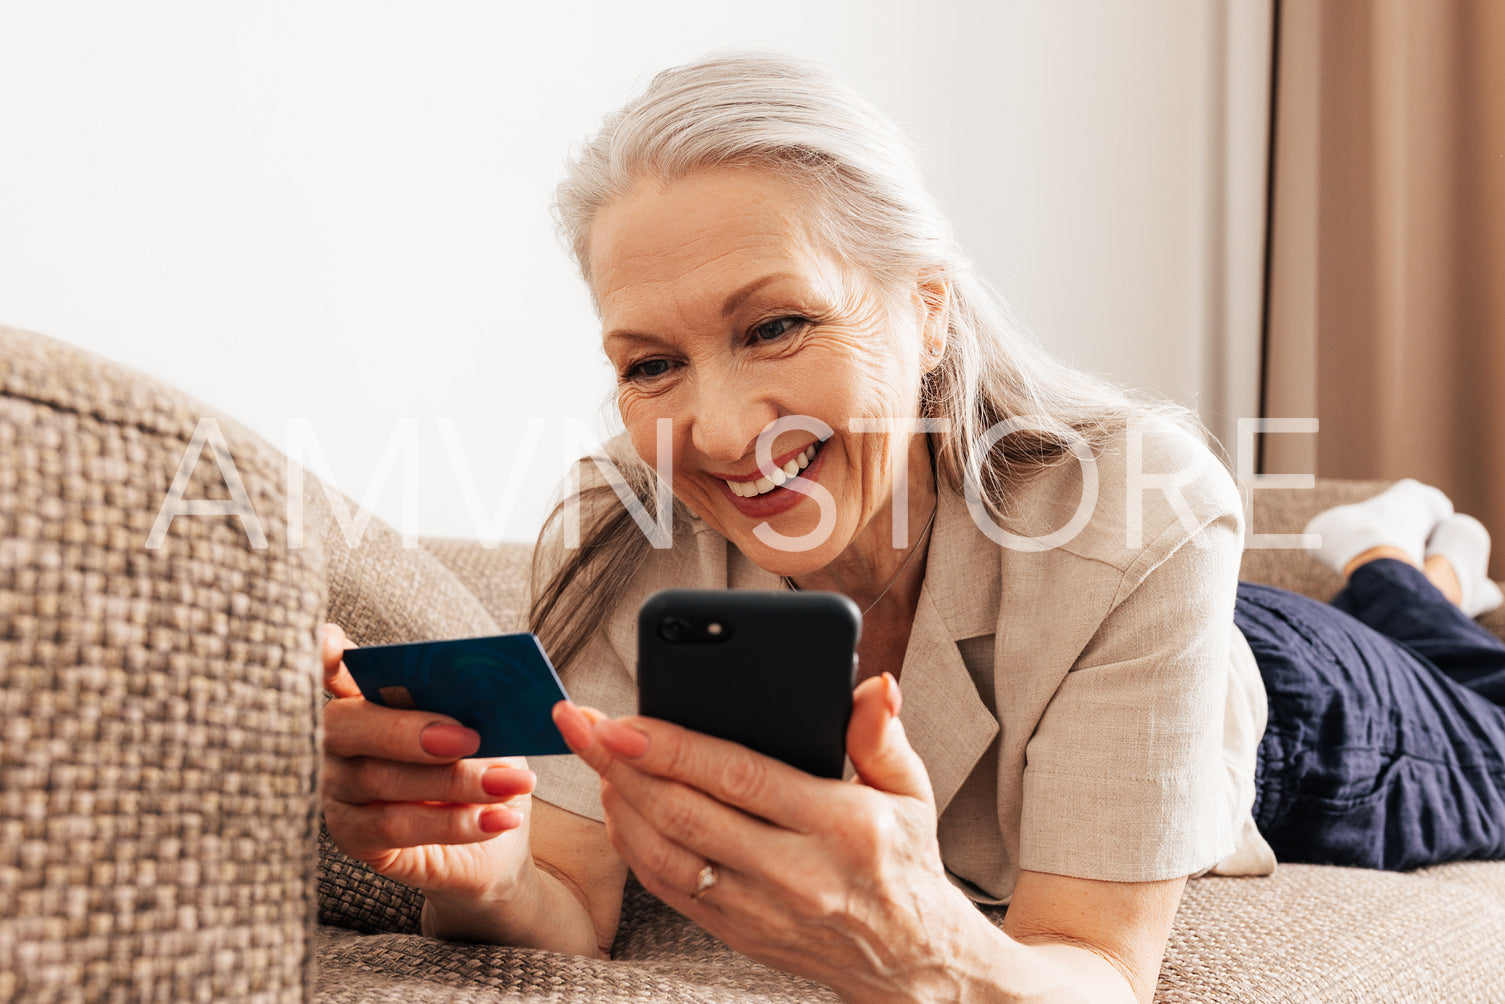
[1303,479,1454,574]
[1425,513,1505,618]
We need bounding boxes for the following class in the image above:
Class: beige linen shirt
[531,420,1276,903]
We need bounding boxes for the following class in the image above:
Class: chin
[739,519,852,576]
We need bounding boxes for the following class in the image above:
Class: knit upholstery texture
[311,862,1505,1004]
[310,495,503,937]
[0,325,322,1002]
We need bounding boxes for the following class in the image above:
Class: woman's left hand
[553,674,979,1002]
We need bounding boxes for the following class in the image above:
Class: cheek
[617,387,685,470]
[616,388,661,461]
[828,342,923,490]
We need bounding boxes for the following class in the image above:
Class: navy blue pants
[1238,559,1505,870]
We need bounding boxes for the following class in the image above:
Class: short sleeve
[1017,497,1245,882]
[524,454,639,823]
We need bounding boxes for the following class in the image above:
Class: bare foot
[1423,554,1465,607]
[1343,545,1418,578]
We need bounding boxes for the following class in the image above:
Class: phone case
[637,589,861,778]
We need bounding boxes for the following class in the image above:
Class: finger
[845,673,933,804]
[584,711,829,830]
[601,777,732,912]
[322,623,362,699]
[552,700,595,752]
[325,756,535,806]
[597,753,788,876]
[552,700,617,750]
[325,697,481,763]
[325,799,523,860]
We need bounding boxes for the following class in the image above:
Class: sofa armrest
[1,324,322,1001]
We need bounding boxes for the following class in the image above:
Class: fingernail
[482,765,536,797]
[882,672,902,718]
[420,724,481,758]
[553,701,593,751]
[597,719,650,758]
[479,806,521,833]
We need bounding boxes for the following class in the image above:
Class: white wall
[0,0,1268,542]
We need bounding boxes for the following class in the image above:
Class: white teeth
[726,441,824,498]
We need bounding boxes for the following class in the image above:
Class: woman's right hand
[320,623,538,901]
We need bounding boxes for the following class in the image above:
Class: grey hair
[531,50,1195,668]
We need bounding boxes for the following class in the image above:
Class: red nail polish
[479,806,520,833]
[420,724,481,758]
[482,766,535,797]
[553,702,593,751]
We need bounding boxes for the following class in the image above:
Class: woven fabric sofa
[4,321,1505,1003]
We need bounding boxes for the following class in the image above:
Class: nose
[688,365,777,464]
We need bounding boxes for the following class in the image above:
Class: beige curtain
[1264,0,1505,577]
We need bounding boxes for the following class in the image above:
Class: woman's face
[591,166,944,576]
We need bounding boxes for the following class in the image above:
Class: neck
[787,434,938,621]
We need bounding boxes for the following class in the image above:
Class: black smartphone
[636,589,861,779]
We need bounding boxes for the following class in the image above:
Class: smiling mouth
[724,440,824,498]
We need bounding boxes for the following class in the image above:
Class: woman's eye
[625,358,672,381]
[752,317,804,342]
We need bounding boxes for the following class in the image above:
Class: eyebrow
[720,272,801,318]
[603,272,804,346]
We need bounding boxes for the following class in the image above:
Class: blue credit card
[342,633,572,757]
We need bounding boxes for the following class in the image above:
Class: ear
[914,275,949,373]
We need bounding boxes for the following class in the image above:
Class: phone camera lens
[659,617,690,642]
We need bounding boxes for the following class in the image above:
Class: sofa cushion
[418,538,533,633]
[312,860,1505,1004]
[306,482,505,936]
[1157,862,1505,1002]
[314,877,839,1004]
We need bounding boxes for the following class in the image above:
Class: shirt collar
[895,482,1000,814]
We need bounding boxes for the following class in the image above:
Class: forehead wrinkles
[590,169,850,320]
[599,234,851,339]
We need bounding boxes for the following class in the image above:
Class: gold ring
[690,863,718,900]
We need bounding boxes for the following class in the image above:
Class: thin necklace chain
[782,503,939,616]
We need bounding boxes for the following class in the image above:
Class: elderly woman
[321,53,1505,1003]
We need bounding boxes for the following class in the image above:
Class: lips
[724,440,822,497]
[713,438,830,519]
